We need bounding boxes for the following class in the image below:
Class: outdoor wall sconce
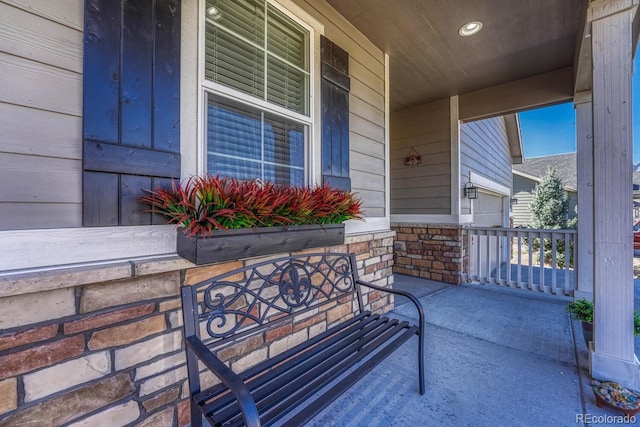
[510,197,518,205]
[464,180,478,199]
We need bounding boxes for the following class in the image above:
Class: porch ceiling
[326,0,585,111]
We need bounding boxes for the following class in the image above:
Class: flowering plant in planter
[140,175,363,236]
[140,175,363,264]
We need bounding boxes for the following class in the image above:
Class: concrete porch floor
[302,274,636,427]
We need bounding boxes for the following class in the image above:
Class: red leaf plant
[140,175,363,237]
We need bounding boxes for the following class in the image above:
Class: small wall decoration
[404,147,422,166]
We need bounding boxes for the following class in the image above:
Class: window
[202,0,311,186]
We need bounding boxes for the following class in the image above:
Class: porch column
[590,0,639,389]
[574,91,593,301]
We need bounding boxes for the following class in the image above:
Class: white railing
[463,227,577,297]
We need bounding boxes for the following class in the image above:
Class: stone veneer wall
[391,223,465,285]
[0,231,394,427]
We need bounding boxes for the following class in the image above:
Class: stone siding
[391,223,465,284]
[0,231,394,426]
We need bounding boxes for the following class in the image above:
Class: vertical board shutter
[321,36,350,190]
[83,0,181,226]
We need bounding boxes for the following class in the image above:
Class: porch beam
[590,0,639,389]
[574,90,593,301]
[458,67,574,122]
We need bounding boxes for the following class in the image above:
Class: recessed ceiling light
[458,21,483,37]
[207,6,221,19]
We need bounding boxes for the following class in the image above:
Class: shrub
[139,175,363,237]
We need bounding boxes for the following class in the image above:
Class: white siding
[460,116,512,215]
[0,0,83,230]
[293,0,387,218]
[390,98,451,214]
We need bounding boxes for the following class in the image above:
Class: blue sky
[519,56,640,164]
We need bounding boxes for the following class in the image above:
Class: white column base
[590,345,640,390]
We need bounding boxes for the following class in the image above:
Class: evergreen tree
[529,168,569,229]
[528,168,573,267]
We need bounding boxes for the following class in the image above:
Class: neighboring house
[511,153,577,227]
[1,0,639,424]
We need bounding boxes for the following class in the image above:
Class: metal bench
[181,252,425,427]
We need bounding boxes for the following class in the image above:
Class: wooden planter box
[176,224,345,265]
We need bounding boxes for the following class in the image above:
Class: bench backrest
[181,252,362,347]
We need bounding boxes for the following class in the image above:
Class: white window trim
[196,0,323,186]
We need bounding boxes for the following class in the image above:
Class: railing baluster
[506,231,512,286]
[461,227,576,297]
[551,232,557,294]
[517,232,522,288]
[539,232,545,292]
[528,231,533,290]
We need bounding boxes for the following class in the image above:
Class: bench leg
[418,329,425,395]
[190,400,202,427]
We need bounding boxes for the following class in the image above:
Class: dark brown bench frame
[181,252,425,427]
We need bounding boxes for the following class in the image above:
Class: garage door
[474,191,505,227]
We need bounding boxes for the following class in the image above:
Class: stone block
[347,241,369,255]
[169,311,183,328]
[309,321,327,338]
[0,373,134,427]
[0,335,84,380]
[0,324,58,352]
[159,298,181,312]
[135,351,186,380]
[268,329,307,358]
[24,351,110,402]
[89,315,166,350]
[67,400,140,427]
[183,261,244,285]
[293,313,325,333]
[0,288,75,330]
[326,302,351,325]
[177,399,190,427]
[64,303,155,335]
[432,261,445,270]
[215,334,264,362]
[265,323,292,342]
[115,331,182,370]
[139,365,188,397]
[232,347,268,372]
[0,378,17,416]
[137,407,174,427]
[142,387,181,412]
[80,272,180,314]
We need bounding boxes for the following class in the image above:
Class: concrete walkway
[303,275,637,427]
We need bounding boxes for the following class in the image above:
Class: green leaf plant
[566,299,640,336]
[140,175,363,237]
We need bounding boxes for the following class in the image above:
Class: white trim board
[470,171,510,196]
[391,214,474,225]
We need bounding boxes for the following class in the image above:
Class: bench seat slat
[281,325,419,427]
[212,318,416,427]
[195,311,378,405]
[203,315,400,423]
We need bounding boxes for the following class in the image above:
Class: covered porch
[326,0,639,388]
[308,274,637,425]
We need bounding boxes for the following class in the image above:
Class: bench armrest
[186,336,261,427]
[356,280,425,329]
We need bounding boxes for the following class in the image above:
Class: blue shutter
[82,0,181,226]
[321,36,350,190]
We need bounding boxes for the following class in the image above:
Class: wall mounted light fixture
[464,177,478,199]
